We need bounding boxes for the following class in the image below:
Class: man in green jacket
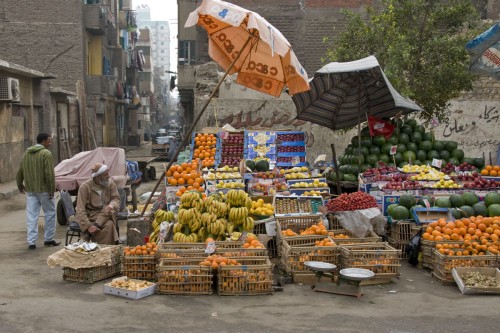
[16,133,60,249]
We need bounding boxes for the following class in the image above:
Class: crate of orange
[215,236,268,257]
[280,235,339,274]
[166,161,205,197]
[217,257,274,296]
[156,257,213,295]
[339,242,401,279]
[157,241,244,259]
[191,132,220,168]
[480,165,500,177]
[122,243,159,282]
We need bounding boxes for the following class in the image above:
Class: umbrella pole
[140,36,253,216]
[330,143,342,194]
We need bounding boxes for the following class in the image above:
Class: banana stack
[150,209,175,243]
[226,190,254,232]
[205,195,229,218]
[172,191,205,243]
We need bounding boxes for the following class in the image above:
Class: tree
[324,0,483,124]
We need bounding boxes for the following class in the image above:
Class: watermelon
[435,197,451,208]
[405,119,417,128]
[360,164,372,172]
[449,194,465,208]
[393,118,404,128]
[439,150,451,161]
[427,150,440,160]
[351,135,359,145]
[459,206,475,218]
[379,154,390,163]
[450,208,463,219]
[369,146,381,155]
[401,125,413,136]
[396,144,407,154]
[419,141,433,152]
[484,192,500,207]
[417,195,435,207]
[381,143,393,155]
[399,161,409,168]
[399,194,416,209]
[361,126,370,137]
[353,147,369,157]
[245,160,256,171]
[451,149,464,162]
[255,159,269,172]
[366,154,379,166]
[423,132,434,142]
[473,203,489,217]
[410,132,422,144]
[445,141,458,152]
[373,135,386,146]
[406,142,418,153]
[462,192,479,206]
[463,157,474,165]
[388,135,399,145]
[403,151,417,163]
[390,206,410,219]
[474,158,485,169]
[433,140,445,151]
[413,160,422,166]
[352,154,365,165]
[386,203,399,216]
[345,145,354,154]
[424,160,432,166]
[344,174,358,182]
[398,133,410,144]
[448,158,460,166]
[360,137,373,148]
[394,152,404,164]
[487,204,500,217]
[413,124,425,135]
[416,150,427,162]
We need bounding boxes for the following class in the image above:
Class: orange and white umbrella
[185,0,309,97]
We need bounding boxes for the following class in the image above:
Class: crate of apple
[441,161,476,174]
[383,180,422,190]
[222,146,244,155]
[278,146,305,153]
[455,173,500,189]
[223,134,244,145]
[220,157,242,166]
[362,165,398,177]
[277,133,304,142]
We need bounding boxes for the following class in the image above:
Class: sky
[132,0,179,72]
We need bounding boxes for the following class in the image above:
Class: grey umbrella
[291,56,423,193]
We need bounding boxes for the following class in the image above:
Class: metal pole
[140,36,253,216]
[330,143,342,194]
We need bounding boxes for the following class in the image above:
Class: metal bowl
[339,268,375,281]
[304,261,337,272]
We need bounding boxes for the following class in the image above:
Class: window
[179,40,196,65]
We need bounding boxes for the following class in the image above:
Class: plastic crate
[339,242,401,279]
[63,263,121,284]
[156,258,213,295]
[217,257,273,296]
[280,235,339,273]
[121,255,158,282]
[432,250,497,285]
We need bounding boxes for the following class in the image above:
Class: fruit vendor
[75,163,121,245]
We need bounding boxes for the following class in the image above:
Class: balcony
[86,75,116,96]
[84,5,109,35]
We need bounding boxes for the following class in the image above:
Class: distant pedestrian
[168,137,179,162]
[16,133,60,249]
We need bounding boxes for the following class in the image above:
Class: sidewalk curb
[0,188,19,201]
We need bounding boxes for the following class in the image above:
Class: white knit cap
[91,163,108,178]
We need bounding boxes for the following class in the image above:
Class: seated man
[75,163,121,245]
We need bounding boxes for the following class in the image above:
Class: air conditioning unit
[0,77,21,103]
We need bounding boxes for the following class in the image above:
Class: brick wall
[0,0,85,92]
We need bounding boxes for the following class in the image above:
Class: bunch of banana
[201,212,217,226]
[149,228,159,243]
[226,222,235,235]
[207,218,227,236]
[197,226,208,241]
[230,231,243,241]
[225,189,248,207]
[173,232,199,243]
[178,208,201,225]
[152,209,175,227]
[205,200,229,218]
[173,222,183,234]
[228,207,249,224]
[241,216,255,232]
[188,216,202,232]
[180,191,204,211]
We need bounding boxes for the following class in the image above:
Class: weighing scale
[304,261,374,298]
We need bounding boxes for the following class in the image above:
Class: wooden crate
[121,255,158,282]
[432,250,497,285]
[217,257,273,296]
[389,220,419,242]
[63,263,121,283]
[327,229,381,244]
[157,241,243,258]
[215,247,268,257]
[339,242,401,279]
[326,213,343,230]
[388,238,409,260]
[280,235,339,274]
[156,258,213,295]
[275,215,324,245]
[421,239,464,270]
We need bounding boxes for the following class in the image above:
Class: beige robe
[75,178,121,245]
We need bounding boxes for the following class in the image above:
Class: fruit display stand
[245,130,277,169]
[247,174,288,196]
[339,243,401,283]
[432,250,497,285]
[217,257,274,296]
[287,178,330,196]
[156,257,214,295]
[219,131,244,167]
[275,131,307,167]
[190,132,221,168]
[273,195,325,216]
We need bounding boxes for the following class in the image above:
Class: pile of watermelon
[335,118,484,182]
[386,192,500,220]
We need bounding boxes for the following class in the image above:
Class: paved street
[0,144,498,333]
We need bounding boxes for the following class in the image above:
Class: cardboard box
[104,278,157,299]
[452,267,500,295]
[411,207,452,224]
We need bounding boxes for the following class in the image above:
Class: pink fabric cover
[55,147,128,191]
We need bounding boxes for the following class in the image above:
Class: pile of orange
[193,133,218,167]
[314,238,336,247]
[299,221,328,236]
[281,229,298,237]
[422,217,500,254]
[123,242,158,256]
[200,255,240,270]
[480,165,500,176]
[166,161,205,196]
[242,235,265,249]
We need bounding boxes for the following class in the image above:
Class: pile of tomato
[326,191,378,211]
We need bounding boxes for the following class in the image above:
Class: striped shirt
[16,144,56,193]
